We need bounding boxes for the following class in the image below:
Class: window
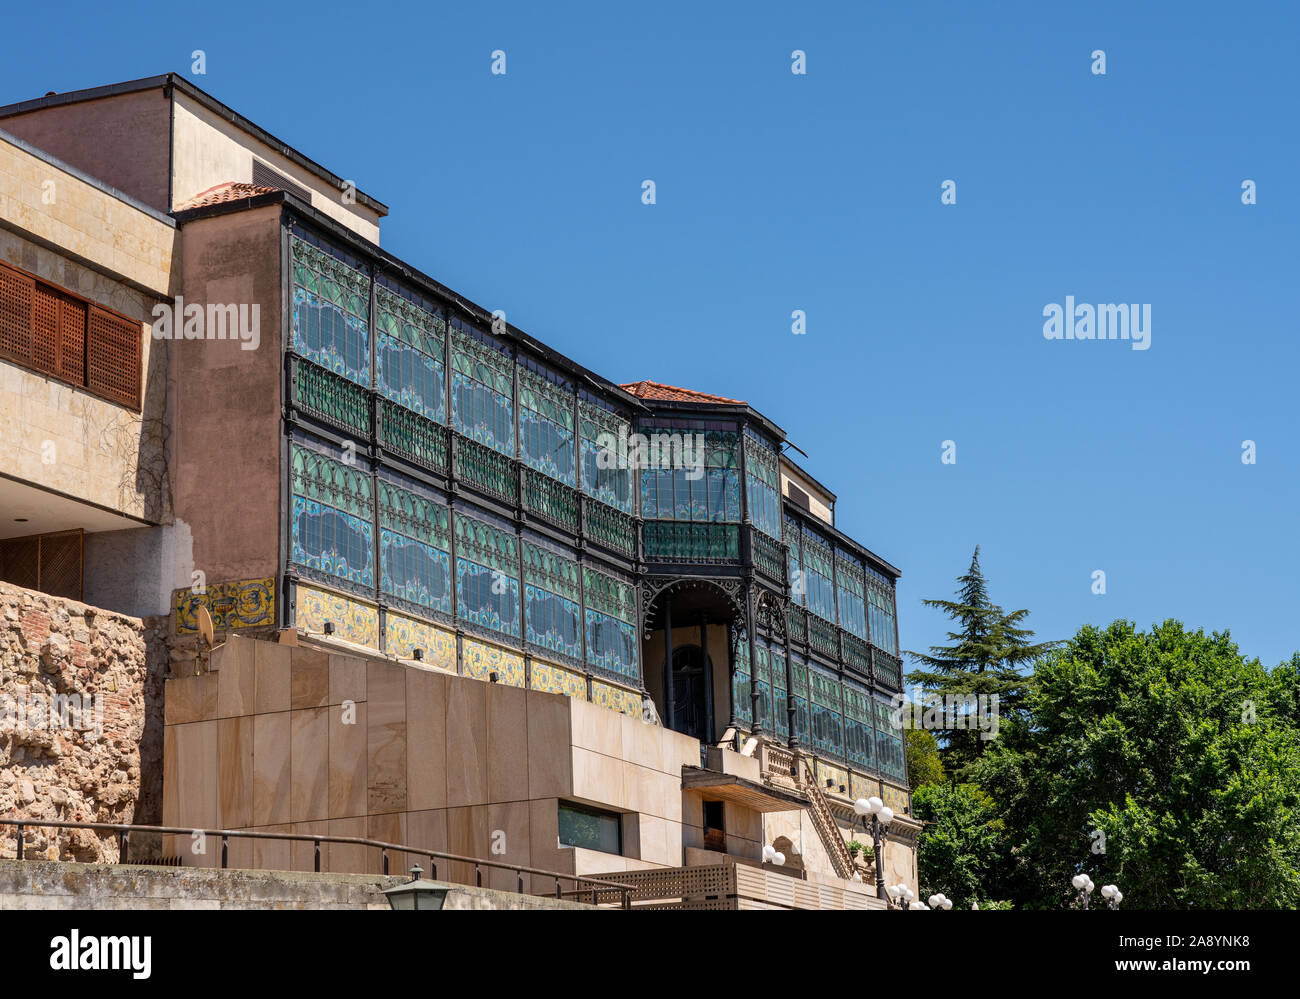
[453,511,521,638]
[583,567,638,680]
[801,527,837,625]
[519,361,576,485]
[558,802,622,855]
[291,234,371,386]
[0,260,141,409]
[376,280,445,423]
[290,441,375,589]
[744,431,781,539]
[450,320,514,457]
[523,539,582,660]
[639,425,740,523]
[378,476,451,617]
[578,396,635,513]
[835,549,867,640]
[866,565,899,657]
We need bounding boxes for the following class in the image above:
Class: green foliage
[905,725,946,789]
[975,620,1300,909]
[913,782,1004,910]
[905,546,1058,777]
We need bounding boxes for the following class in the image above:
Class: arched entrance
[641,577,745,746]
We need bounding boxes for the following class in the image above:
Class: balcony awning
[680,767,810,813]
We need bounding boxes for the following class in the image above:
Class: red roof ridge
[620,380,745,405]
[176,181,280,211]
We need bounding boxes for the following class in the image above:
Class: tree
[975,620,1300,909]
[906,546,1057,776]
[905,726,946,789]
[913,782,1008,909]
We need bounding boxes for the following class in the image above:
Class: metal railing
[0,817,633,909]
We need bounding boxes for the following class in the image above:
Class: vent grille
[252,160,313,203]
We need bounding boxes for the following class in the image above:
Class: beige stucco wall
[171,92,381,243]
[0,132,176,523]
[0,91,172,212]
[780,460,835,525]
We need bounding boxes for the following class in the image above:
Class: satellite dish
[196,605,215,647]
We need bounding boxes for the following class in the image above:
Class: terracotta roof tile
[176,181,280,211]
[620,380,745,405]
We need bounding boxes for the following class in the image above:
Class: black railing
[0,818,632,909]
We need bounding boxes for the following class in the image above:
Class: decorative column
[664,594,675,732]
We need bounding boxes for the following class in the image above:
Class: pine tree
[905,546,1058,775]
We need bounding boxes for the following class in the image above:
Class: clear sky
[4,1,1296,666]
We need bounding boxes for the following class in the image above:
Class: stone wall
[0,581,150,862]
[0,859,591,910]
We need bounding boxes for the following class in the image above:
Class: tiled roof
[620,380,745,405]
[175,181,280,211]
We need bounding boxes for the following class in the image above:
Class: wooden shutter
[60,296,87,384]
[0,530,83,601]
[32,282,61,374]
[39,530,84,601]
[87,305,141,408]
[0,264,33,364]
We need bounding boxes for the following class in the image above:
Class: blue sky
[5,1,1296,666]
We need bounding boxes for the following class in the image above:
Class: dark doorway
[671,644,713,743]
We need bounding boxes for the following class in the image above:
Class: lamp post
[927,893,953,910]
[1071,874,1094,909]
[853,796,894,900]
[761,844,787,868]
[1100,884,1123,909]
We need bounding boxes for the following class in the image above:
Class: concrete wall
[172,92,381,243]
[0,91,172,212]
[168,205,282,586]
[0,859,591,910]
[0,581,155,862]
[780,460,835,525]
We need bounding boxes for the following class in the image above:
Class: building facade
[0,74,915,904]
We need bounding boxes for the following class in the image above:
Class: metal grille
[87,306,141,408]
[0,530,82,601]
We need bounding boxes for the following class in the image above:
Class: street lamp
[1100,884,1123,909]
[853,796,894,901]
[927,893,953,910]
[382,865,451,910]
[761,844,787,867]
[1071,874,1094,909]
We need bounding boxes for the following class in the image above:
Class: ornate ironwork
[524,468,579,532]
[751,530,785,585]
[873,649,903,690]
[643,521,739,564]
[584,498,636,557]
[379,399,448,473]
[295,358,370,437]
[454,435,518,503]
